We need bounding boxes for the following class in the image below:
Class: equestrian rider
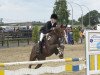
[39,14,58,53]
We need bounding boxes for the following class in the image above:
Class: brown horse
[29,26,65,69]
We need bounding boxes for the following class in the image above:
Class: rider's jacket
[40,21,57,34]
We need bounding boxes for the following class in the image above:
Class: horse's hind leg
[29,44,38,68]
[29,55,36,68]
[35,56,46,69]
[35,64,42,69]
[29,43,41,69]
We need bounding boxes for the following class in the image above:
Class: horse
[29,26,65,69]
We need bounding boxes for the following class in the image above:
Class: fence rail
[0,58,85,67]
[0,31,32,47]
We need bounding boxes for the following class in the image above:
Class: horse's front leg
[51,44,64,59]
[35,56,46,69]
[50,44,58,49]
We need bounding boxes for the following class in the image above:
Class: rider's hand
[44,33,48,36]
[46,33,49,36]
[50,27,54,30]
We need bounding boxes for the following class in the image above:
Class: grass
[0,44,85,75]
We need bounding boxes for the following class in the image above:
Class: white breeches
[39,33,44,41]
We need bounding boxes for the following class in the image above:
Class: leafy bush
[32,25,39,43]
[73,27,80,43]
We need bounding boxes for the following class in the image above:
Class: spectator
[79,30,84,44]
[67,26,74,45]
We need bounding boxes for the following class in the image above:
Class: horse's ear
[60,24,64,28]
[56,25,61,28]
[56,25,59,27]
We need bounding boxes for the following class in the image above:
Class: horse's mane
[49,26,64,37]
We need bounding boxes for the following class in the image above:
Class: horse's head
[53,26,65,38]
[49,26,65,59]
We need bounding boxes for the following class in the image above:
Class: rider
[39,13,58,53]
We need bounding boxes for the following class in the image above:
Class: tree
[32,25,39,43]
[53,0,69,25]
[68,19,80,25]
[78,10,100,27]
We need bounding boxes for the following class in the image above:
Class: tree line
[53,0,100,27]
[32,0,100,43]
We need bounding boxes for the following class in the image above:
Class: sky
[0,0,100,23]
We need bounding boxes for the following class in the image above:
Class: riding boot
[39,41,42,53]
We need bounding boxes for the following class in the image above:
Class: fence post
[27,38,29,45]
[7,40,9,47]
[18,39,19,46]
[1,41,4,46]
[6,33,9,47]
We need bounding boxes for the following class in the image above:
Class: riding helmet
[50,14,58,20]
